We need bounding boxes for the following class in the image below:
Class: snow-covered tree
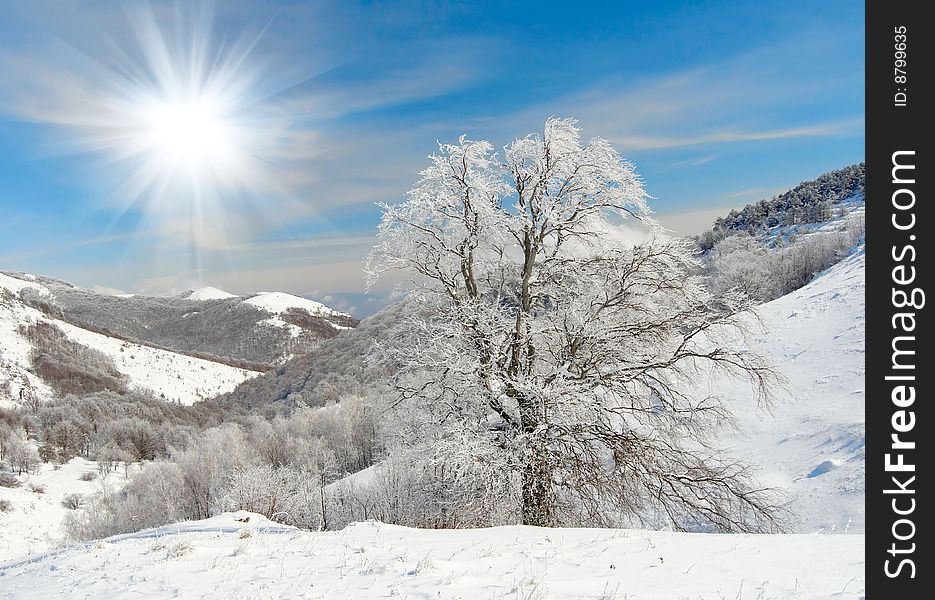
[367,117,780,531]
[708,234,778,301]
[7,437,40,475]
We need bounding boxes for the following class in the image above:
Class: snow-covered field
[0,458,134,563]
[1,274,260,405]
[0,512,864,600]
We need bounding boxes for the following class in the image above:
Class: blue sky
[0,0,863,316]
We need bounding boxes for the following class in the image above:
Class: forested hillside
[697,163,864,251]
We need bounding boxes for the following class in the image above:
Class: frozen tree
[708,234,778,301]
[226,464,299,520]
[367,117,780,531]
[7,437,40,475]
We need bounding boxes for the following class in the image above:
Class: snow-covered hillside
[0,512,864,599]
[0,458,135,563]
[245,291,343,318]
[1,275,260,405]
[723,248,864,533]
[0,275,55,408]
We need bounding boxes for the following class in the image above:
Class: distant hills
[1,273,357,406]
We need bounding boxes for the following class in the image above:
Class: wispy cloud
[608,119,862,152]
[448,30,863,157]
[722,187,784,201]
[670,154,719,168]
[0,232,133,264]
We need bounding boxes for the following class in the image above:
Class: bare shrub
[61,493,85,510]
[0,472,20,488]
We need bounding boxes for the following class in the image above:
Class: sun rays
[17,2,321,282]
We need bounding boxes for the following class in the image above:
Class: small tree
[62,493,85,510]
[367,117,779,531]
[7,438,41,475]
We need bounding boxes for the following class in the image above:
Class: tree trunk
[521,455,554,527]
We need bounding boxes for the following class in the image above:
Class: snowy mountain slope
[217,300,410,411]
[1,275,260,405]
[701,163,864,248]
[245,291,342,318]
[0,512,864,599]
[717,248,865,533]
[0,276,55,408]
[52,319,261,405]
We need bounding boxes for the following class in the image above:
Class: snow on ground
[0,274,260,405]
[0,274,44,297]
[719,248,865,533]
[0,253,866,597]
[0,512,864,600]
[0,458,134,563]
[183,287,238,301]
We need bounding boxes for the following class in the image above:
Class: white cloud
[655,205,740,237]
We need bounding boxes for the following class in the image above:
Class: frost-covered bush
[225,464,324,527]
[0,472,20,488]
[0,499,12,512]
[708,234,778,302]
[708,215,864,302]
[0,421,14,462]
[31,390,242,463]
[171,424,256,519]
[63,397,386,540]
[64,461,187,540]
[5,437,40,475]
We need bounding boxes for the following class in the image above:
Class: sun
[18,2,320,279]
[141,95,238,173]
